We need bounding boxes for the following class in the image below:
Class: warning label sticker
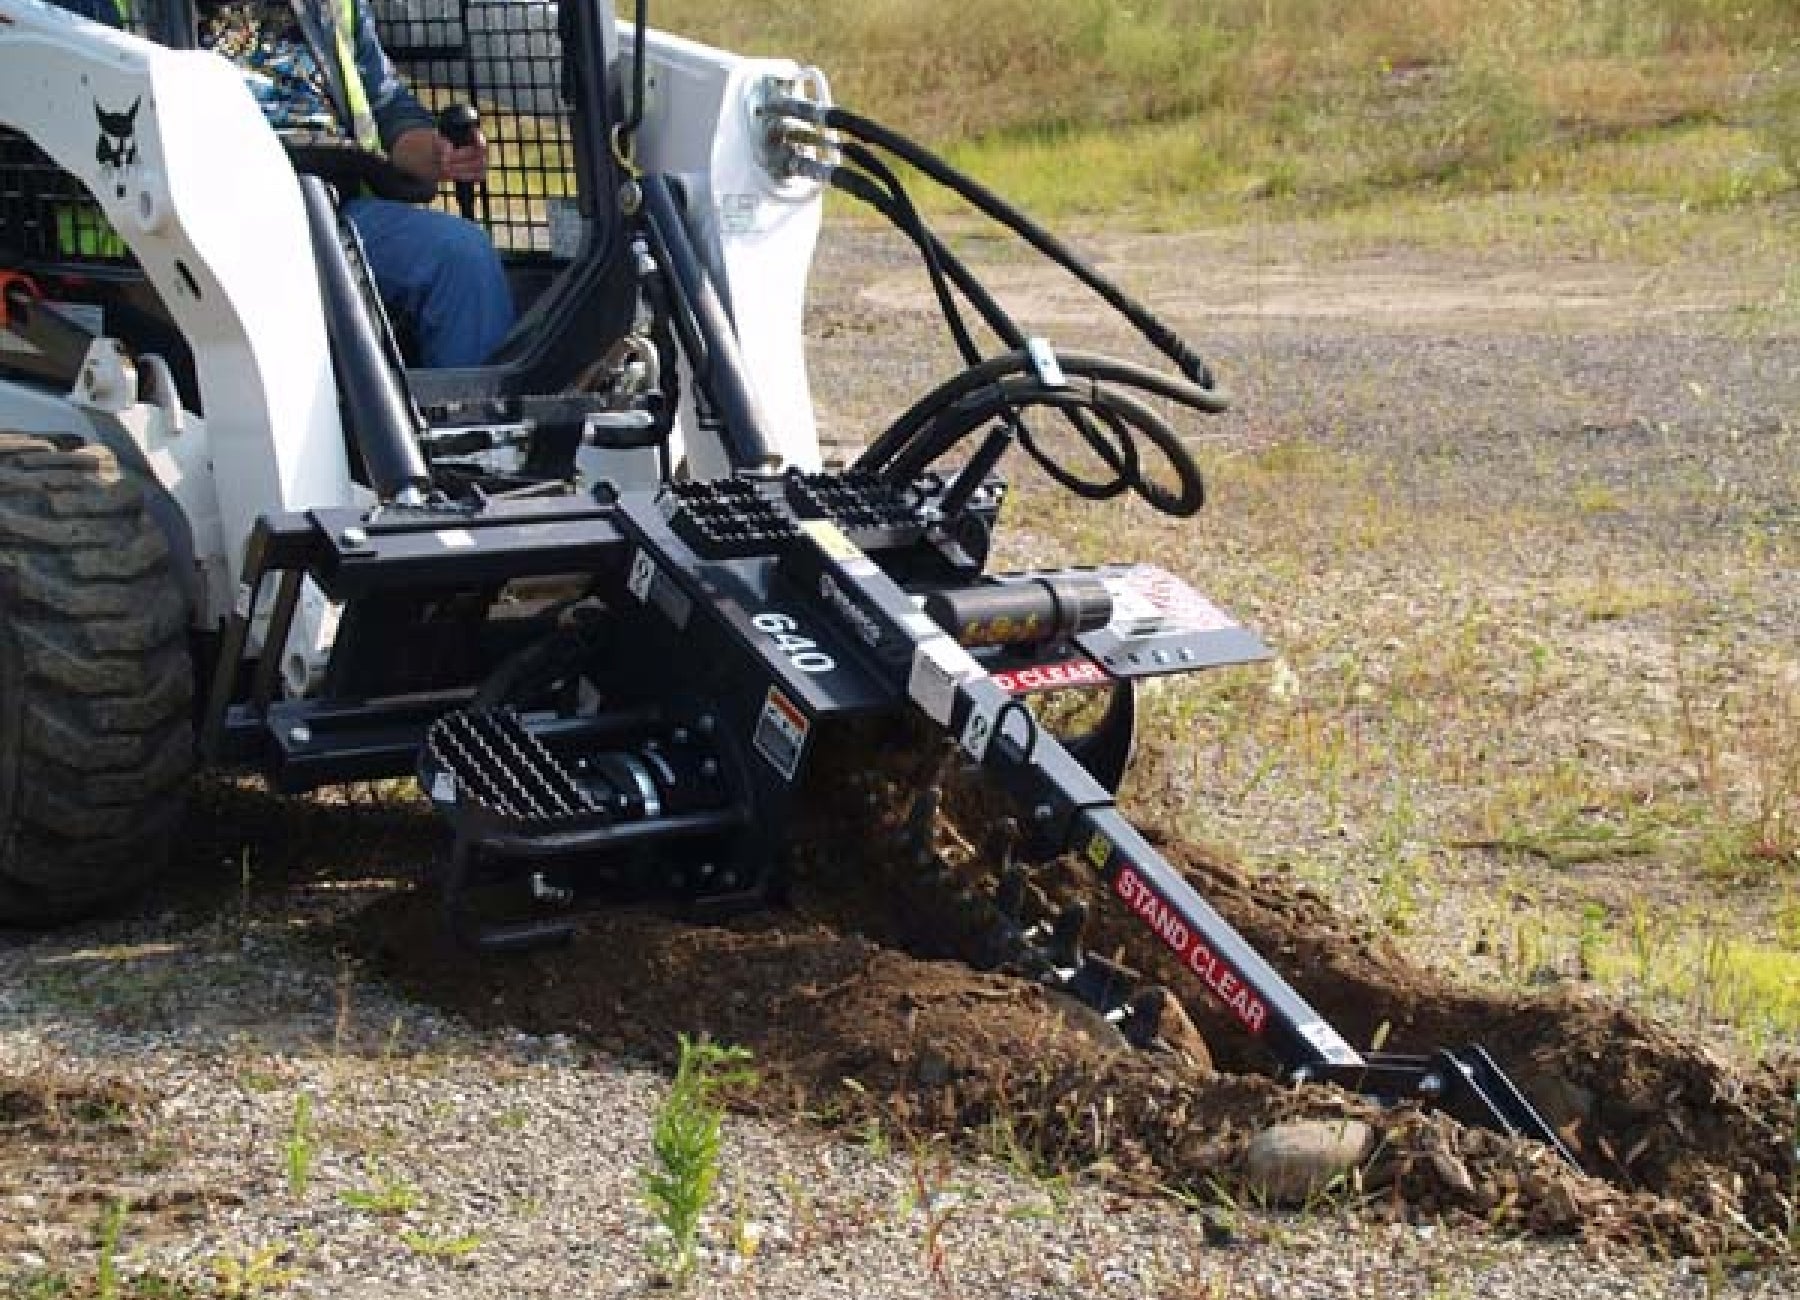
[628,548,691,628]
[992,658,1109,695]
[752,686,810,782]
[959,702,996,761]
[800,519,863,563]
[1104,565,1237,636]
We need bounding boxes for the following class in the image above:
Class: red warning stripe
[991,658,1108,695]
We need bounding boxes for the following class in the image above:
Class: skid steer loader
[0,0,1574,1158]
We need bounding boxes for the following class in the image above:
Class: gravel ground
[5,205,1799,1297]
[4,920,1798,1299]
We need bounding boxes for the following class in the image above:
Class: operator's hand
[438,128,490,184]
[391,126,489,186]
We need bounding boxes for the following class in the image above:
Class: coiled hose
[771,98,1227,518]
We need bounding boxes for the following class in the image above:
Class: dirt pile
[338,755,1800,1261]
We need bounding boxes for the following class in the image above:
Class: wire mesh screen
[0,133,130,269]
[372,0,579,257]
[3,0,575,270]
[0,0,154,269]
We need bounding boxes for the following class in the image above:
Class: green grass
[210,1244,299,1296]
[646,0,1800,224]
[338,1170,422,1217]
[397,1231,483,1262]
[282,1094,314,1199]
[1591,925,1800,1037]
[642,1036,756,1284]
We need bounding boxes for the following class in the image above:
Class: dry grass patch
[655,0,1798,224]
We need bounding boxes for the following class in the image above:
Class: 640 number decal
[751,611,836,675]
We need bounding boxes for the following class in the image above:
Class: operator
[203,0,515,367]
[55,0,515,368]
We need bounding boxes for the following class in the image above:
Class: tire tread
[0,432,193,924]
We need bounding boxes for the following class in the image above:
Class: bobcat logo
[93,98,141,197]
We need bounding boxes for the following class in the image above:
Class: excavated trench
[325,730,1800,1261]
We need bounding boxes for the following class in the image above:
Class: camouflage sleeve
[351,0,434,150]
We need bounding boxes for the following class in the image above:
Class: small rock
[1267,658,1302,701]
[1244,1119,1374,1206]
[1429,1150,1477,1200]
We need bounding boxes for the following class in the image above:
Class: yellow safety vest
[327,0,380,152]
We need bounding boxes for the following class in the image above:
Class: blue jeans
[344,198,515,368]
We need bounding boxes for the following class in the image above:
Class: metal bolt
[1033,803,1055,823]
[700,759,720,779]
[341,526,368,548]
[288,725,312,746]
[696,714,716,735]
[1417,1072,1446,1099]
[719,871,738,889]
[671,727,690,745]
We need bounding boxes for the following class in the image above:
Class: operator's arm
[351,2,488,186]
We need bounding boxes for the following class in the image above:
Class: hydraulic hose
[830,145,997,367]
[770,97,1223,518]
[857,348,1214,517]
[829,152,1147,497]
[777,98,1218,392]
[877,361,1204,517]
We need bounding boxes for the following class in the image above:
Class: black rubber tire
[0,431,193,925]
